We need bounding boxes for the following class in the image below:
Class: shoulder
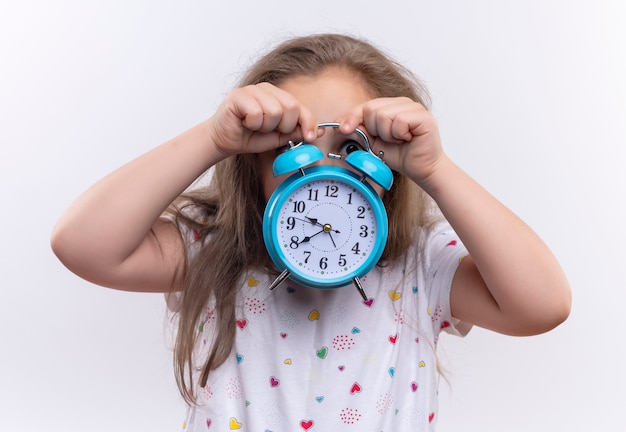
[396,219,468,269]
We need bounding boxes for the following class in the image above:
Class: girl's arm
[423,156,571,336]
[341,98,571,336]
[51,84,317,292]
[51,121,224,292]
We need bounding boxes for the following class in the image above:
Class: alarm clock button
[273,144,324,176]
[345,150,393,191]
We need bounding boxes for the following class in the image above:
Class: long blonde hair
[171,33,436,404]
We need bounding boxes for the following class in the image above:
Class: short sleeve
[418,221,472,337]
[162,205,206,313]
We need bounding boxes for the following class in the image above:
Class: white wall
[2,1,624,430]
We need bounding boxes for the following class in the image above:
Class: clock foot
[352,276,368,302]
[269,269,291,291]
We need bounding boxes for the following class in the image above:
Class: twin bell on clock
[262,122,393,301]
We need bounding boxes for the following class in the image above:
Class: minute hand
[297,229,324,245]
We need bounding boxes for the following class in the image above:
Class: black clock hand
[297,229,324,245]
[305,216,322,227]
[293,216,318,226]
[307,215,340,248]
[327,230,337,248]
[306,216,340,233]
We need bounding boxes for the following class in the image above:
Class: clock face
[264,167,387,288]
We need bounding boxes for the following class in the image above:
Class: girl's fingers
[338,109,364,136]
[234,84,288,133]
[265,85,318,143]
[297,104,319,143]
[211,83,320,157]
[235,84,318,145]
[341,97,429,144]
[229,88,266,131]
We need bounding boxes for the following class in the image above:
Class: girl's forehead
[278,68,373,103]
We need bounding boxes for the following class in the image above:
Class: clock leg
[269,269,291,291]
[352,276,369,302]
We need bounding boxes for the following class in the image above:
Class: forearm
[51,120,222,273]
[416,156,571,332]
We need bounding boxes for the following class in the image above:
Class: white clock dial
[274,178,378,279]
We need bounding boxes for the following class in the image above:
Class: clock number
[346,192,353,205]
[286,217,296,230]
[338,254,347,267]
[307,189,319,201]
[351,242,361,254]
[325,185,339,198]
[357,206,366,219]
[319,256,328,270]
[290,236,300,249]
[292,201,306,213]
[303,250,311,263]
[359,225,369,238]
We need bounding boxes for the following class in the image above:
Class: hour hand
[305,216,322,227]
[306,216,340,234]
[293,216,321,227]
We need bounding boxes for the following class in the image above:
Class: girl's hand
[339,97,445,187]
[207,83,319,157]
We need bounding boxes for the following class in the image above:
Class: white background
[2,1,625,430]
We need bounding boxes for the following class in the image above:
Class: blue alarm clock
[263,123,393,301]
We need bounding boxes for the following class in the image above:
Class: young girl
[51,34,571,430]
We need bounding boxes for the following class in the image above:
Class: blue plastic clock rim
[263,165,388,289]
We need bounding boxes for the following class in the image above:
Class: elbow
[50,223,66,261]
[515,282,572,336]
[546,278,572,330]
[50,223,75,271]
[51,224,114,288]
[536,300,571,335]
[521,267,573,335]
[547,288,572,330]
[50,221,89,277]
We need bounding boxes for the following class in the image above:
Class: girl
[51,34,571,430]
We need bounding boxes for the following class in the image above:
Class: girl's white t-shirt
[168,222,470,431]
